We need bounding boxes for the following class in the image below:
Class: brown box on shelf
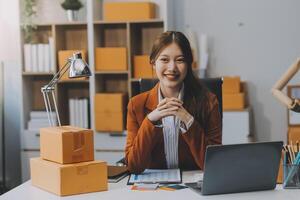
[223,76,241,94]
[223,93,245,110]
[133,55,155,78]
[40,126,94,164]
[58,50,88,81]
[103,2,155,21]
[94,93,127,113]
[95,48,127,71]
[94,93,126,132]
[30,158,107,196]
[288,127,300,143]
[95,112,124,132]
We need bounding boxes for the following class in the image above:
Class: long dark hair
[150,31,210,128]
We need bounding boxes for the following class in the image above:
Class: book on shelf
[23,43,53,73]
[24,44,32,72]
[49,37,56,73]
[31,44,38,72]
[69,98,89,128]
[37,44,44,72]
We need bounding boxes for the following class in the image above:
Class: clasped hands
[147,97,193,125]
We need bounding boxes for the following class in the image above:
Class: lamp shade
[69,52,92,78]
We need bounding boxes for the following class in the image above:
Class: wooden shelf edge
[93,18,163,25]
[34,21,88,26]
[58,80,90,83]
[22,72,54,76]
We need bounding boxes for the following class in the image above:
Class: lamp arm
[45,60,70,90]
[271,58,300,110]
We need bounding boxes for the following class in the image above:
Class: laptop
[185,141,283,195]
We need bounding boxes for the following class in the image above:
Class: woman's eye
[176,58,184,63]
[160,58,168,62]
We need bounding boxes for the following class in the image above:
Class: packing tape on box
[77,166,89,175]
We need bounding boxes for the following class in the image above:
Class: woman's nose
[167,60,177,70]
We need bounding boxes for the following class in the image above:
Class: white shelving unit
[19,0,173,182]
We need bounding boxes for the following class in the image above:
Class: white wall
[0,0,22,188]
[0,0,21,61]
[173,0,300,142]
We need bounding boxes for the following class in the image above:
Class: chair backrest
[139,78,223,119]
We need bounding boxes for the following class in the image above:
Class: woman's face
[154,42,187,90]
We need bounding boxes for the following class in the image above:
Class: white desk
[1,171,299,200]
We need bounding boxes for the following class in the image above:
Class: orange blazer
[125,83,222,173]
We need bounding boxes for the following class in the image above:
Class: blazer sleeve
[125,99,162,174]
[181,95,222,169]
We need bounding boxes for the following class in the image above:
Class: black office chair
[139,78,223,119]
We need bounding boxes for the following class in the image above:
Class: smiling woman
[125,31,222,174]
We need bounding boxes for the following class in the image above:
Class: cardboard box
[94,93,126,113]
[30,158,107,196]
[288,127,300,143]
[40,126,94,164]
[103,2,155,21]
[133,55,156,78]
[95,112,124,132]
[95,48,127,71]
[223,93,245,110]
[223,76,241,94]
[58,50,88,81]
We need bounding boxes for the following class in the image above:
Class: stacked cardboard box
[103,2,155,21]
[30,126,108,196]
[94,93,127,132]
[222,76,246,110]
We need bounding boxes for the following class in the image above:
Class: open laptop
[185,141,283,195]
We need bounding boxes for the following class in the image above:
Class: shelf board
[58,79,90,83]
[95,71,129,75]
[35,21,88,26]
[93,19,163,25]
[22,72,54,76]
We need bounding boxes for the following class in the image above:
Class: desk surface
[1,171,300,200]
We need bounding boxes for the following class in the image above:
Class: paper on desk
[128,169,181,184]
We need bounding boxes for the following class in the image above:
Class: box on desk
[133,55,156,78]
[30,158,107,196]
[40,126,94,164]
[223,76,241,94]
[58,50,88,81]
[103,2,155,21]
[95,48,127,71]
[223,93,245,110]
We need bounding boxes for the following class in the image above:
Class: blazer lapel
[145,83,159,113]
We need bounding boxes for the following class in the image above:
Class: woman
[125,31,221,174]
